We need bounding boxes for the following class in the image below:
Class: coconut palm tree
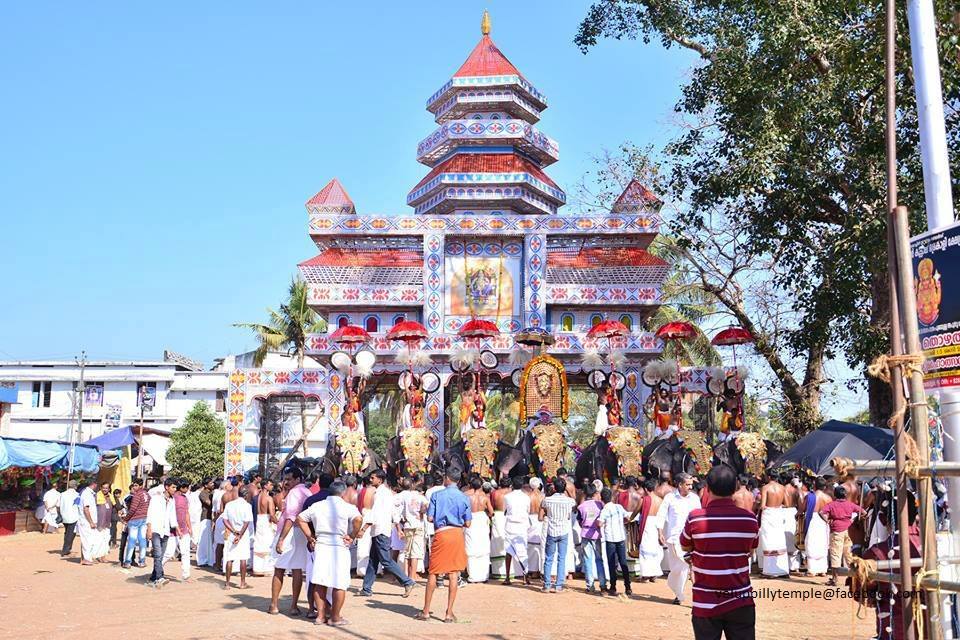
[235,277,326,463]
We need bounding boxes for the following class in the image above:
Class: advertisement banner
[103,403,122,430]
[911,222,960,390]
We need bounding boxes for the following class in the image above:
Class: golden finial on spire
[481,9,491,36]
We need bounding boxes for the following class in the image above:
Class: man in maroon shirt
[681,465,760,640]
[819,485,866,586]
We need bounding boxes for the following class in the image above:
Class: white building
[0,358,228,442]
[0,350,329,470]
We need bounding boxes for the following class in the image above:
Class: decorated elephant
[712,433,781,478]
[385,431,442,481]
[642,434,699,479]
[322,432,382,477]
[574,436,619,487]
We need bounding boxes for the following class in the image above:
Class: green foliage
[167,402,226,483]
[844,407,872,426]
[235,277,327,368]
[575,1,960,432]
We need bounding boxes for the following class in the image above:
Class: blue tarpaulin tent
[0,437,100,472]
[83,427,137,451]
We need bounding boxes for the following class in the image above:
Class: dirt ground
[0,532,874,640]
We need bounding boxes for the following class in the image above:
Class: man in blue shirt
[416,469,472,624]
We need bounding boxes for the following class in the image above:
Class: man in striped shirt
[680,464,759,640]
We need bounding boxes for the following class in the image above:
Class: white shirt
[504,490,532,535]
[187,490,202,523]
[79,488,97,525]
[397,490,428,530]
[423,485,443,536]
[363,484,396,537]
[599,503,629,543]
[146,492,176,537]
[43,488,60,511]
[662,489,702,543]
[59,489,80,524]
[541,494,576,537]
[299,496,361,546]
[223,498,253,533]
[212,488,225,514]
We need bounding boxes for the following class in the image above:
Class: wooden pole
[893,204,943,639]
[884,2,916,634]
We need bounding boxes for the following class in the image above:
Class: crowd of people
[36,463,915,639]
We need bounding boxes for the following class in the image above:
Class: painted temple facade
[223,16,671,475]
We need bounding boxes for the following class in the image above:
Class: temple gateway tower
[223,13,670,475]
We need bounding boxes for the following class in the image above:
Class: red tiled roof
[306,178,354,208]
[547,247,668,268]
[410,153,559,194]
[299,249,422,268]
[611,178,661,212]
[453,35,522,78]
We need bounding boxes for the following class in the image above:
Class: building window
[590,314,603,327]
[619,315,632,330]
[393,314,406,326]
[560,314,574,332]
[215,390,226,412]
[337,315,349,329]
[365,315,380,333]
[137,382,157,408]
[31,381,52,408]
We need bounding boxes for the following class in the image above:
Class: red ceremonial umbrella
[387,320,429,377]
[654,321,698,394]
[587,319,630,374]
[330,324,370,346]
[711,326,754,417]
[458,318,500,340]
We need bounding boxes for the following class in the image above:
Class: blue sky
[0,1,694,364]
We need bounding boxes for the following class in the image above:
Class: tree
[167,402,226,483]
[235,277,327,460]
[576,1,960,435]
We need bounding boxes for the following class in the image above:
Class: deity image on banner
[916,257,942,326]
[445,255,519,317]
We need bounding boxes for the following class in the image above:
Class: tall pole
[894,205,943,640]
[884,1,915,636]
[905,0,960,540]
[137,403,145,481]
[67,351,86,477]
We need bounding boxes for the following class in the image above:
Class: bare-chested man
[654,471,673,499]
[252,478,277,577]
[491,477,510,512]
[556,468,577,499]
[732,476,756,513]
[341,474,359,507]
[630,477,664,582]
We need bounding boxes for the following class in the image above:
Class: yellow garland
[735,433,767,478]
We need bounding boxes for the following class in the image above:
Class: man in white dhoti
[464,477,493,582]
[41,483,62,534]
[223,486,254,590]
[270,468,313,616]
[253,479,278,575]
[661,473,701,604]
[526,478,545,577]
[804,477,831,575]
[77,481,101,566]
[297,481,362,627]
[503,477,531,585]
[637,478,664,581]
[758,474,790,577]
[489,477,510,578]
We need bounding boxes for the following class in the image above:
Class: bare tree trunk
[868,269,894,427]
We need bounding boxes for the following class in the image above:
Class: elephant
[324,443,382,478]
[574,436,619,488]
[642,435,698,480]
[385,433,443,482]
[713,436,782,478]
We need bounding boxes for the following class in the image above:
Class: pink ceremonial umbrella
[587,319,630,374]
